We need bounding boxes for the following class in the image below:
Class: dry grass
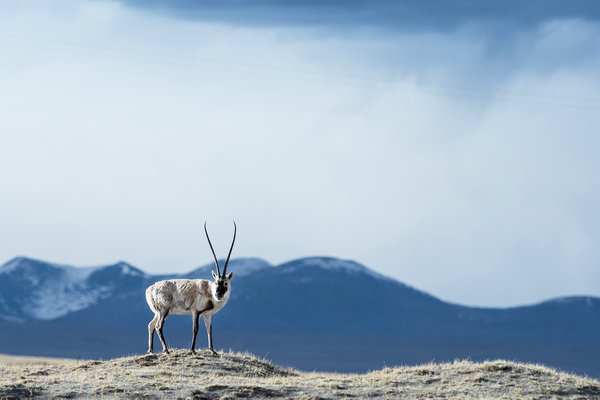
[1,349,600,399]
[0,354,76,366]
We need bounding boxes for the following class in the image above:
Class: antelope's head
[205,221,236,299]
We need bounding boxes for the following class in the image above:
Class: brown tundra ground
[1,349,600,399]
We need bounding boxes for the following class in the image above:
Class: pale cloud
[0,0,599,306]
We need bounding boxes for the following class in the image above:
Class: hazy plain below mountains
[0,256,599,377]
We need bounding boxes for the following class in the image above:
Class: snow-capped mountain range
[1,256,599,376]
[0,256,270,323]
[1,255,599,337]
[0,258,147,321]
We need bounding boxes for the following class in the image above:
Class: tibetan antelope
[145,221,236,355]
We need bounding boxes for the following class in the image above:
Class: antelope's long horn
[222,221,237,276]
[204,221,220,276]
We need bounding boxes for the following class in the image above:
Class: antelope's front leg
[204,314,218,356]
[190,311,200,354]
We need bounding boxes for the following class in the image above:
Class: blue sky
[1,0,599,307]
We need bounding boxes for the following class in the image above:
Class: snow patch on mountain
[0,258,120,321]
[185,258,272,279]
[116,261,148,278]
[0,257,24,274]
[228,258,272,277]
[545,296,597,307]
[28,282,112,320]
[24,265,111,320]
[280,257,393,281]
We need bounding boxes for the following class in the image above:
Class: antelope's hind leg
[147,313,159,354]
[156,311,170,354]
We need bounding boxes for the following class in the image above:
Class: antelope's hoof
[190,349,196,355]
[147,350,154,354]
[163,349,170,355]
[210,350,218,357]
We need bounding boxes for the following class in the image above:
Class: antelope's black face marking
[216,278,229,299]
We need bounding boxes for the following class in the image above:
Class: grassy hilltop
[1,350,600,399]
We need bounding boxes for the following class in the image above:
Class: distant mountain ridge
[0,256,273,323]
[0,257,148,322]
[1,255,599,338]
[1,256,600,377]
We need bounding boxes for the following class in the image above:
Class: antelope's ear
[227,272,233,280]
[212,270,218,280]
